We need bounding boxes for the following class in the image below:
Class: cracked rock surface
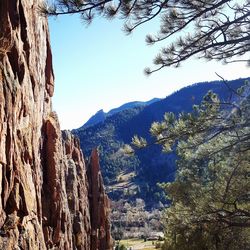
[0,1,112,249]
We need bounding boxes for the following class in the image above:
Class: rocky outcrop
[0,0,111,249]
[41,117,92,249]
[88,149,112,250]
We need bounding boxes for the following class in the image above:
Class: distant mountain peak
[73,77,249,205]
[79,98,161,129]
[96,109,105,114]
[81,109,106,129]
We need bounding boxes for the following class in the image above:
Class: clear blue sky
[48,14,250,130]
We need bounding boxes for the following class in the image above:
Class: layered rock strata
[0,0,111,249]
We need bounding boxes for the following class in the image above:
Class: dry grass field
[119,238,162,250]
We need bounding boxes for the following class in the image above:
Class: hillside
[74,78,248,205]
[80,98,161,129]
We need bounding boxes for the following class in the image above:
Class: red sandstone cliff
[88,149,112,250]
[0,0,111,249]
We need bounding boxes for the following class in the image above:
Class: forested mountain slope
[81,98,161,129]
[74,78,248,204]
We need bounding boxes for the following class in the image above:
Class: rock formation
[87,149,112,250]
[0,0,111,249]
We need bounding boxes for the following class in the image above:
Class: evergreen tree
[41,0,250,247]
[131,82,250,249]
[41,0,249,73]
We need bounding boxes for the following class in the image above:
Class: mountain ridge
[74,77,249,205]
[80,98,161,129]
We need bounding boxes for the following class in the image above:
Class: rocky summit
[0,0,111,249]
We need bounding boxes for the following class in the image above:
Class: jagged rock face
[0,0,111,249]
[87,149,112,250]
[41,118,92,250]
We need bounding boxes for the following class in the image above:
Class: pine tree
[41,0,250,247]
[132,82,250,249]
[41,0,250,73]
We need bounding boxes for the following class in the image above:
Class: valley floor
[119,238,162,250]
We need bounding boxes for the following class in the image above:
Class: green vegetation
[117,244,127,250]
[74,106,143,183]
[132,82,250,249]
[74,79,246,205]
[43,1,250,247]
[43,0,249,73]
